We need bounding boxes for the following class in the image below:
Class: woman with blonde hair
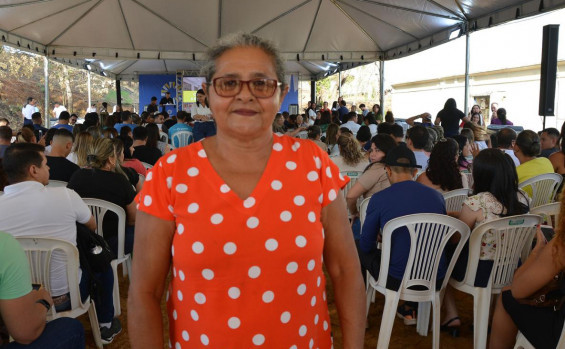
[332,133,369,172]
[326,123,340,156]
[16,127,36,143]
[67,131,93,167]
[67,137,137,255]
[463,121,490,150]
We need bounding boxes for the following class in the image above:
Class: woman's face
[472,105,480,114]
[369,143,385,163]
[462,140,471,157]
[373,105,379,113]
[471,114,479,123]
[275,116,284,126]
[196,93,206,105]
[296,115,303,125]
[206,46,288,138]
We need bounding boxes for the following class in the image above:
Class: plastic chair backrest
[16,237,83,314]
[462,214,541,290]
[47,180,68,188]
[340,170,363,200]
[463,172,473,189]
[296,131,308,139]
[377,213,470,294]
[518,173,562,208]
[141,162,153,170]
[442,188,470,212]
[159,131,168,144]
[171,130,193,148]
[359,196,371,228]
[530,202,560,227]
[83,198,127,260]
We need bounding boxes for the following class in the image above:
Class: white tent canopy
[1,0,565,80]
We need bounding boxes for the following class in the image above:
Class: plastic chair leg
[431,295,441,349]
[366,282,376,319]
[514,332,534,349]
[473,288,492,349]
[124,255,132,278]
[417,301,430,336]
[88,299,103,349]
[377,290,399,349]
[111,260,121,317]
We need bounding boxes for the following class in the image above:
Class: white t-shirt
[343,120,361,134]
[0,181,91,296]
[86,106,97,113]
[413,150,430,171]
[22,104,35,120]
[53,105,67,118]
[190,104,213,122]
[503,148,521,167]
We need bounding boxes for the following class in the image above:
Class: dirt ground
[79,269,476,349]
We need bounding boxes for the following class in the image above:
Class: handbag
[517,272,565,309]
[76,223,115,273]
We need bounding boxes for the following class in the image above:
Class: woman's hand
[532,224,547,255]
[470,142,480,157]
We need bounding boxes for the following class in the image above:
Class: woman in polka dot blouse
[128,33,366,349]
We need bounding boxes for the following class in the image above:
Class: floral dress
[463,191,530,260]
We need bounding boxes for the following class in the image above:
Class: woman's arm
[322,194,366,348]
[125,201,137,226]
[345,181,367,216]
[128,211,176,348]
[511,227,565,299]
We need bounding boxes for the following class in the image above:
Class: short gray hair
[201,32,287,92]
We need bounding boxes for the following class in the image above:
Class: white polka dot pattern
[135,137,348,348]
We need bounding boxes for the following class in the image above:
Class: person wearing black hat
[357,144,446,325]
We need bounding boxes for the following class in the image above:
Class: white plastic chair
[171,130,192,149]
[46,180,68,188]
[359,196,371,228]
[366,213,471,349]
[443,188,470,213]
[159,131,168,144]
[83,198,131,317]
[518,173,562,208]
[141,161,153,170]
[514,327,565,349]
[530,202,560,228]
[296,131,308,139]
[449,214,542,349]
[341,170,363,200]
[16,237,102,348]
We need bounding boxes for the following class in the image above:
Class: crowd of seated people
[1,95,565,348]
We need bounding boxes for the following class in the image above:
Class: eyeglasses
[211,77,282,98]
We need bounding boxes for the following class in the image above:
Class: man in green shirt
[0,232,84,348]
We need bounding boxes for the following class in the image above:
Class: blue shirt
[168,123,193,148]
[52,124,73,132]
[360,180,446,280]
[114,123,138,134]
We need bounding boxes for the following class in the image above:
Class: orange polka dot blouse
[137,134,349,348]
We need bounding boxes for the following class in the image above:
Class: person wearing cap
[358,144,446,324]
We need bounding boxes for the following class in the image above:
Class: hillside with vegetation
[0,45,138,130]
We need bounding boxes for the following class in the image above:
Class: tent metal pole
[116,79,122,108]
[311,80,316,105]
[43,56,49,128]
[379,59,385,112]
[464,24,470,115]
[338,67,341,98]
[87,71,92,109]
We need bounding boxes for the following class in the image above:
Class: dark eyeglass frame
[210,77,282,98]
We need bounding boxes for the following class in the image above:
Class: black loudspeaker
[539,24,559,116]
